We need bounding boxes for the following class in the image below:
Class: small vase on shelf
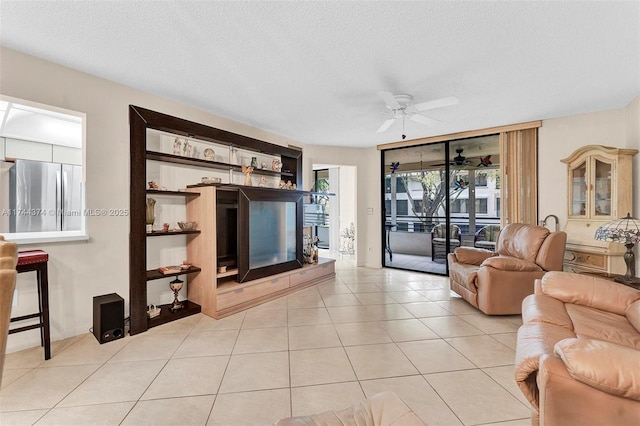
[146,198,156,232]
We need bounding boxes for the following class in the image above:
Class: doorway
[381,135,501,275]
[310,165,357,258]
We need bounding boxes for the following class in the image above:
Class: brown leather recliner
[0,235,18,387]
[515,272,640,425]
[447,223,567,315]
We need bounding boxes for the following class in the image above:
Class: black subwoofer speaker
[93,293,125,344]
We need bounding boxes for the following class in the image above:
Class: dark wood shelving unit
[146,267,202,281]
[147,300,201,329]
[146,189,201,197]
[130,105,303,335]
[146,230,201,237]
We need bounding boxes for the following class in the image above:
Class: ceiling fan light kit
[375,91,459,139]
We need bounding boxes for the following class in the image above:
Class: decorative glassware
[169,277,184,311]
[145,198,156,232]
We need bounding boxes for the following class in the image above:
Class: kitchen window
[0,95,87,244]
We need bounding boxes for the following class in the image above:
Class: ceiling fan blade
[376,118,397,133]
[377,91,400,109]
[410,114,441,127]
[414,96,459,111]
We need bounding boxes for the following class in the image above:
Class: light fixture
[594,212,640,285]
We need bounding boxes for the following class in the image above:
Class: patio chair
[474,224,501,251]
[431,224,461,261]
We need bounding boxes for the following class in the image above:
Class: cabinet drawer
[564,250,605,270]
[290,262,335,287]
[563,263,603,274]
[217,277,289,310]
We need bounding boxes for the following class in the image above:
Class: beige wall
[538,96,639,273]
[625,96,640,273]
[2,45,638,352]
[538,108,627,229]
[0,47,303,352]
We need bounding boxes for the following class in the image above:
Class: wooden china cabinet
[561,145,638,275]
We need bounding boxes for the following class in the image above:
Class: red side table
[9,250,51,360]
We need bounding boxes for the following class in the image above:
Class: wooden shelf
[217,268,238,278]
[146,189,200,197]
[147,150,239,171]
[146,150,286,177]
[147,300,201,329]
[146,266,202,281]
[147,230,201,237]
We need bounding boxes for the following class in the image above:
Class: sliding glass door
[382,135,501,275]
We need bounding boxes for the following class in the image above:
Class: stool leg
[36,270,44,348]
[38,264,51,360]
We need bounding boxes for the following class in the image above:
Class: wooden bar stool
[9,250,51,360]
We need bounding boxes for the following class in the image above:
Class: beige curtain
[499,128,538,226]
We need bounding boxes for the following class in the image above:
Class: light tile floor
[0,254,532,426]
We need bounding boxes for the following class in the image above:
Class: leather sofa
[515,272,640,426]
[447,223,566,315]
[0,235,18,387]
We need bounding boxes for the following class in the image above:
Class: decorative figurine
[204,148,215,161]
[242,165,254,186]
[148,181,159,190]
[258,176,267,187]
[303,234,320,264]
[173,138,182,155]
[278,180,286,189]
[251,157,258,168]
[285,180,293,190]
[145,198,156,233]
[169,278,184,311]
[272,159,282,171]
[191,146,200,159]
[182,139,192,157]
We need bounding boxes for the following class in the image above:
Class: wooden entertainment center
[129,106,335,335]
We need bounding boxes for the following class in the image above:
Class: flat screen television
[237,187,303,282]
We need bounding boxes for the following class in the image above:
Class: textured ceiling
[1,1,638,148]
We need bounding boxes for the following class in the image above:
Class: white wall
[338,166,357,252]
[1,47,303,353]
[303,146,381,268]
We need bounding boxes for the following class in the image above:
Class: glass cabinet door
[570,161,587,216]
[593,158,612,217]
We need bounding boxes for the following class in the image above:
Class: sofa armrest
[480,256,542,272]
[541,272,640,315]
[554,338,640,401]
[452,247,496,266]
[534,279,543,294]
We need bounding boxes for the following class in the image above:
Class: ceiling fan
[451,148,472,166]
[376,91,459,139]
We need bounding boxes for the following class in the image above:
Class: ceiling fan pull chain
[402,116,406,140]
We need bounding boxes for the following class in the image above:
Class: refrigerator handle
[56,169,62,230]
